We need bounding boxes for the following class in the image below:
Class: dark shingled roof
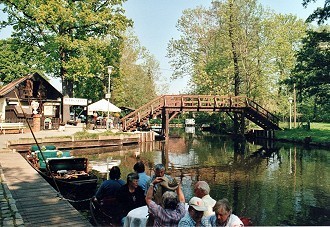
[0,74,33,97]
[0,73,61,97]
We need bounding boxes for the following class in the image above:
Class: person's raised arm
[176,183,185,203]
[145,177,163,206]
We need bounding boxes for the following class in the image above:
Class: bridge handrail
[163,95,247,108]
[245,98,279,125]
[121,96,164,130]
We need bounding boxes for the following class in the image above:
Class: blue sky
[0,0,325,94]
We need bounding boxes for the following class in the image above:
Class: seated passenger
[146,163,176,205]
[178,197,208,226]
[116,172,146,222]
[133,161,150,192]
[194,181,216,217]
[146,177,186,226]
[94,166,125,201]
[204,198,244,227]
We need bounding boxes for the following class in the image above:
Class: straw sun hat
[160,176,179,191]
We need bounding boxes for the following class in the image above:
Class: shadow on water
[72,131,329,226]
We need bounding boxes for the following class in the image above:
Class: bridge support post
[161,108,169,138]
[234,112,245,138]
[160,140,169,170]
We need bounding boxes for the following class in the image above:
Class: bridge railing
[121,96,164,130]
[245,98,279,125]
[163,95,247,109]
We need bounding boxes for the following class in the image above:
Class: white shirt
[202,194,216,217]
[204,214,244,227]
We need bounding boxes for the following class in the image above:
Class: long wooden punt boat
[25,147,98,202]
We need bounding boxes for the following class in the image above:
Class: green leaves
[291,27,330,120]
[167,0,306,115]
[0,38,44,83]
[303,0,329,25]
[1,0,132,97]
[116,30,159,108]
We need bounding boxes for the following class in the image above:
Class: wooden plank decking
[0,152,92,226]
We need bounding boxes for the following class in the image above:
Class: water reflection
[76,134,329,226]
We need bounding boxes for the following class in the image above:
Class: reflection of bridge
[149,140,281,184]
[121,95,280,137]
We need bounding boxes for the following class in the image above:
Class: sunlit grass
[73,130,127,139]
[275,122,330,143]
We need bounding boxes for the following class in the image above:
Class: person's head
[127,172,139,189]
[213,198,232,225]
[109,166,121,180]
[194,181,210,198]
[154,163,165,177]
[162,191,178,210]
[133,161,145,173]
[188,197,208,223]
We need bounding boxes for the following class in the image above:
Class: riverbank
[1,124,155,152]
[274,122,330,148]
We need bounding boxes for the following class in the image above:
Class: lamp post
[57,97,62,123]
[288,97,293,129]
[293,83,297,128]
[106,66,113,131]
[86,99,92,125]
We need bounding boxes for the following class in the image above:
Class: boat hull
[40,172,98,201]
[24,153,98,202]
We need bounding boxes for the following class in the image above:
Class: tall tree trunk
[228,1,240,96]
[228,0,242,135]
[62,77,74,97]
[60,47,73,97]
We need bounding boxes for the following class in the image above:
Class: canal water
[76,130,329,226]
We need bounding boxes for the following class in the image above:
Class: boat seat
[36,150,71,169]
[48,158,87,172]
[30,145,56,152]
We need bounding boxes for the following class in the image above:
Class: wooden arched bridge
[121,95,280,137]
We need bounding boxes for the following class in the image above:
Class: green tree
[0,0,132,97]
[0,38,44,83]
[262,14,307,114]
[115,30,159,108]
[167,0,306,115]
[291,27,330,121]
[303,0,329,24]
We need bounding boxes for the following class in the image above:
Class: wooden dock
[0,151,92,226]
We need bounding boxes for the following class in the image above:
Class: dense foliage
[289,28,330,122]
[303,0,330,24]
[0,38,44,83]
[115,29,159,108]
[0,0,161,107]
[167,0,306,126]
[0,0,132,98]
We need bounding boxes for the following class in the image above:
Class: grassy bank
[275,122,330,146]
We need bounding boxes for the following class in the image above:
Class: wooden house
[0,73,62,129]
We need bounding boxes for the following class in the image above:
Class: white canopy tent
[87,99,121,114]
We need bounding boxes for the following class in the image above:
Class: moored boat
[25,147,98,202]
